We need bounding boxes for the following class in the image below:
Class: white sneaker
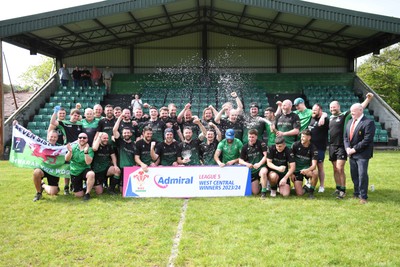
[270,190,277,197]
[318,186,325,193]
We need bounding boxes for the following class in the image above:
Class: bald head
[282,100,293,114]
[350,103,363,120]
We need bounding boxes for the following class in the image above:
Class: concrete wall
[354,76,400,143]
[3,75,58,149]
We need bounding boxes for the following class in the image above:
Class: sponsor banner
[9,124,70,177]
[123,166,251,198]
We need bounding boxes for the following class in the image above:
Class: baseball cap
[225,129,235,140]
[294,97,304,106]
[249,102,259,109]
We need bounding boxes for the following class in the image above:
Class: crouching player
[65,133,96,201]
[32,130,62,202]
[291,129,318,199]
[92,132,121,195]
[239,129,268,197]
[266,136,295,197]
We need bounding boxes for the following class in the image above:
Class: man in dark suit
[344,103,376,204]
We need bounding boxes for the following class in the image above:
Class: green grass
[1,151,400,266]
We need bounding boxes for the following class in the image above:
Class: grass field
[1,151,400,266]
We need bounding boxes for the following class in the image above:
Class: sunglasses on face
[78,136,87,139]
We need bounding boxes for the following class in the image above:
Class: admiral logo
[154,175,194,189]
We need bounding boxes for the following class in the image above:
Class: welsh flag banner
[9,124,70,178]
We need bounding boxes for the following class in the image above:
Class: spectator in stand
[58,63,70,87]
[102,66,114,94]
[71,66,81,89]
[131,94,149,112]
[80,66,91,89]
[91,66,102,87]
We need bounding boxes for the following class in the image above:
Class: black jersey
[242,115,266,144]
[180,120,200,140]
[329,110,350,146]
[155,141,180,166]
[141,119,166,143]
[134,139,153,166]
[92,144,115,172]
[267,145,295,173]
[308,116,329,150]
[115,137,135,168]
[218,118,244,141]
[98,117,116,145]
[199,139,219,165]
[58,120,82,143]
[177,139,202,166]
[275,112,301,148]
[291,141,318,172]
[240,140,267,174]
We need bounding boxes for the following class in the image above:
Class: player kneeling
[291,130,318,199]
[266,136,295,197]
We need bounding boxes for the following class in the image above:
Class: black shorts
[317,149,326,163]
[42,170,60,186]
[293,171,305,182]
[329,146,347,161]
[268,169,291,185]
[95,169,108,186]
[71,169,92,192]
[250,171,260,182]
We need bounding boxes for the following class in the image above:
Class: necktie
[349,119,357,141]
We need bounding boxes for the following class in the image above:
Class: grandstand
[2,0,400,156]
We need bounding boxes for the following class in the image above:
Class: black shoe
[309,193,315,199]
[302,185,310,193]
[83,193,91,201]
[64,187,70,195]
[33,192,42,202]
[108,188,116,195]
[260,192,267,199]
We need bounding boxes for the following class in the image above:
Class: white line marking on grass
[168,198,189,267]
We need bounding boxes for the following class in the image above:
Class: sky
[1,0,400,85]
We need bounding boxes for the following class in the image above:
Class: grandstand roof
[1,0,400,59]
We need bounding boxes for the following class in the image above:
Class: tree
[357,44,400,114]
[19,56,54,91]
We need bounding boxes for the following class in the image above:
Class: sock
[271,186,277,191]
[310,186,315,193]
[261,188,267,193]
[340,186,346,192]
[336,185,341,190]
[64,185,69,190]
[110,176,120,191]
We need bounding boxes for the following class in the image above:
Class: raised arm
[177,103,191,124]
[113,116,123,140]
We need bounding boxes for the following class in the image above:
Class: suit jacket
[344,116,376,159]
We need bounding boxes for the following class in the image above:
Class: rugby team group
[23,90,376,204]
